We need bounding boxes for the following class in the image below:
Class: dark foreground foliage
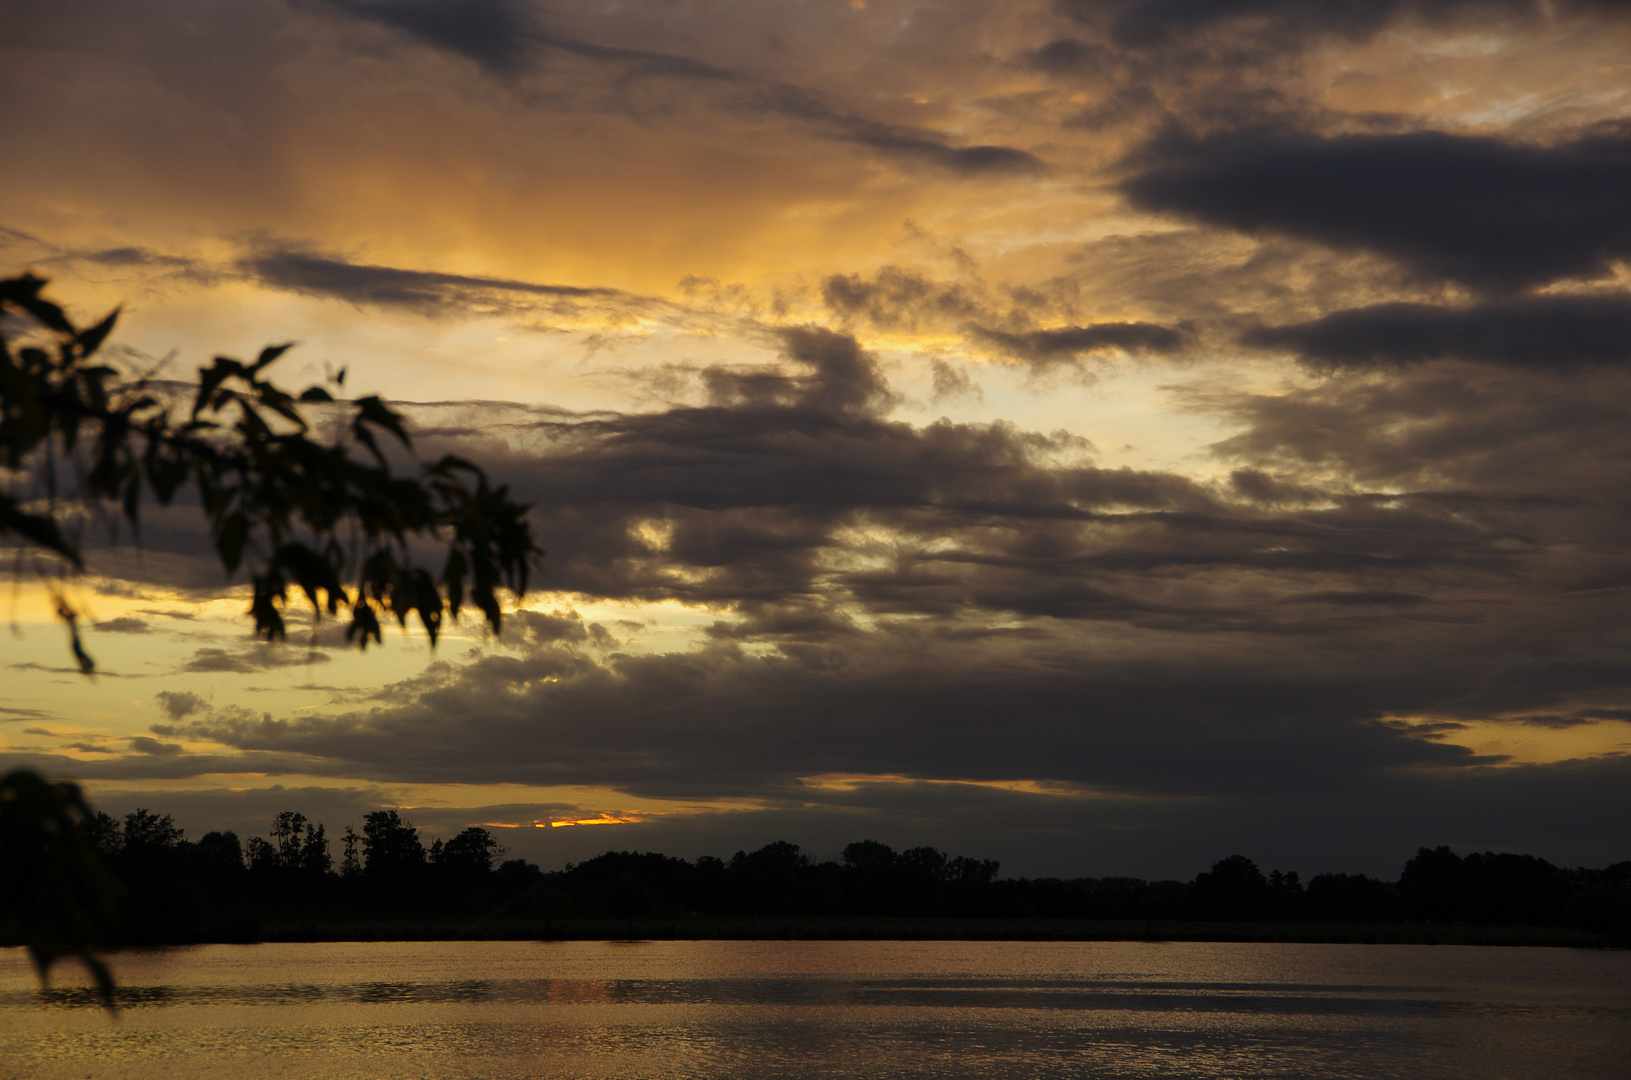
[25,804,1630,945]
[1,273,541,669]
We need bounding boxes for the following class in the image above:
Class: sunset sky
[4,0,1631,878]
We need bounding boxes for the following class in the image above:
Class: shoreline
[160,917,1625,949]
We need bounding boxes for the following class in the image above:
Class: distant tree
[81,811,121,857]
[121,809,183,851]
[603,872,655,926]
[245,835,279,875]
[1398,845,1465,922]
[900,846,948,878]
[272,811,309,868]
[194,831,246,877]
[1304,872,1398,922]
[946,855,1000,887]
[729,841,810,915]
[433,827,504,875]
[362,810,425,895]
[340,826,362,879]
[1190,855,1269,921]
[299,823,331,877]
[842,839,896,870]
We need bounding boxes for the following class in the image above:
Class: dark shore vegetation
[21,805,1629,950]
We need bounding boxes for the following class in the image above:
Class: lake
[2,940,1627,1078]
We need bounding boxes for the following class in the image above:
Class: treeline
[63,808,1631,943]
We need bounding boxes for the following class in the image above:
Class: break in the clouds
[5,0,1631,876]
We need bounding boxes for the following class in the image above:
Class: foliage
[0,770,119,1006]
[0,272,542,671]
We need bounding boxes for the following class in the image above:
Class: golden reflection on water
[2,941,1628,1079]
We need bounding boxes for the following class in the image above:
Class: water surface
[3,940,1626,1078]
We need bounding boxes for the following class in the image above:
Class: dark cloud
[1283,590,1431,607]
[1063,0,1628,51]
[1026,37,1114,76]
[819,270,1182,368]
[181,646,332,674]
[1204,360,1631,497]
[94,616,152,634]
[126,613,1631,870]
[502,608,616,650]
[8,661,139,679]
[318,1,1043,177]
[822,267,985,330]
[929,358,983,404]
[320,0,541,73]
[1121,128,1631,291]
[1245,293,1631,370]
[974,321,1188,368]
[130,735,183,756]
[155,690,208,720]
[49,245,209,279]
[161,632,1477,798]
[796,113,1044,177]
[240,245,623,314]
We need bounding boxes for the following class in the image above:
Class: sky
[3,0,1631,880]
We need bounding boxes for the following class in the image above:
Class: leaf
[353,396,412,450]
[347,601,382,647]
[217,511,248,572]
[192,357,244,420]
[76,307,121,358]
[2,275,74,333]
[81,952,117,1013]
[0,497,82,566]
[252,343,295,372]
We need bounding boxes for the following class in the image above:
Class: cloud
[1121,128,1631,290]
[1068,0,1629,52]
[8,661,139,679]
[1245,293,1631,369]
[930,358,983,404]
[240,244,624,314]
[155,690,208,720]
[181,646,332,674]
[129,735,183,756]
[317,0,1043,177]
[94,617,153,634]
[757,86,1045,176]
[320,0,541,74]
[822,267,975,327]
[161,631,1479,799]
[974,321,1189,369]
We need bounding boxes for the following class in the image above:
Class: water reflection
[2,941,1627,1079]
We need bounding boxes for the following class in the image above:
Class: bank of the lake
[239,916,1623,948]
